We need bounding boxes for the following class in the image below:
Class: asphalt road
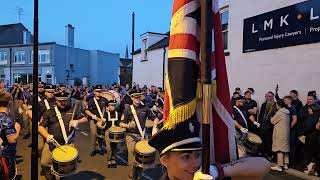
[15,122,311,180]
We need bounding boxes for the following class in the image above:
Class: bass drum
[101,90,121,107]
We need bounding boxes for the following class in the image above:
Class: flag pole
[31,0,39,178]
[200,0,213,174]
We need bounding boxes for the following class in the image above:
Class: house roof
[133,32,170,55]
[0,23,29,33]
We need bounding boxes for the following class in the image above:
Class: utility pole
[16,6,24,23]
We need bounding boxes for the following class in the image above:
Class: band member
[233,96,249,143]
[119,90,159,179]
[38,93,87,179]
[104,100,120,168]
[155,90,165,128]
[0,92,21,180]
[85,85,109,156]
[38,82,46,99]
[148,118,271,180]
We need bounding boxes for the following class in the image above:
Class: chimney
[23,31,31,44]
[125,45,129,59]
[65,24,74,47]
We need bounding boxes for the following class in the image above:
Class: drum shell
[96,122,106,138]
[109,131,125,143]
[134,151,156,168]
[52,157,78,176]
[243,133,262,154]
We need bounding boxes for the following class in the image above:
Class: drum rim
[247,132,262,144]
[135,140,156,154]
[109,127,126,133]
[52,146,79,162]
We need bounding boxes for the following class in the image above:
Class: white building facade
[133,0,320,103]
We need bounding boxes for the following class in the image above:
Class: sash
[130,105,145,138]
[44,99,50,110]
[93,98,104,118]
[54,106,74,144]
[233,106,248,128]
[107,111,118,127]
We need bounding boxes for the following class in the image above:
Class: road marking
[81,131,88,136]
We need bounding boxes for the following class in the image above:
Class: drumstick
[101,107,106,126]
[52,138,67,153]
[69,104,77,131]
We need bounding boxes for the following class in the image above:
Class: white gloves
[100,118,106,122]
[46,134,54,143]
[92,115,98,120]
[240,127,248,134]
[69,120,79,128]
[253,121,260,128]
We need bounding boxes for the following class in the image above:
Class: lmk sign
[251,8,319,33]
[243,0,320,53]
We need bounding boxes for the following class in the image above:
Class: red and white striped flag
[211,0,237,163]
[163,0,236,163]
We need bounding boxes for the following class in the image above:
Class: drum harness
[233,106,248,128]
[233,106,249,141]
[107,111,118,127]
[93,97,105,123]
[130,105,145,139]
[44,99,51,110]
[54,106,75,145]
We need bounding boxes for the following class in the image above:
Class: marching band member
[119,89,159,180]
[149,118,271,180]
[85,85,109,156]
[0,92,21,180]
[38,93,87,179]
[104,100,121,168]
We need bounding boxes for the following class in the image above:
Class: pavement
[15,122,319,180]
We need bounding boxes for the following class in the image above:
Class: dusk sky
[0,0,173,57]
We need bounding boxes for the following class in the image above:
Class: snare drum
[51,145,79,177]
[145,119,154,136]
[108,126,126,143]
[96,121,107,138]
[134,140,156,168]
[243,132,262,154]
[101,90,121,107]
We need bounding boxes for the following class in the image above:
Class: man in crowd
[0,92,21,179]
[243,90,259,134]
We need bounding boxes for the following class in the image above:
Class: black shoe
[23,133,30,139]
[90,150,98,157]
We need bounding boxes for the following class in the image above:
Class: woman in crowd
[270,100,290,172]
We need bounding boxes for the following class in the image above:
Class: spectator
[258,91,277,160]
[0,81,6,93]
[290,90,303,113]
[271,100,290,172]
[248,88,259,109]
[299,95,320,176]
[243,90,259,134]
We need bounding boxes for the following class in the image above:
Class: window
[46,74,52,84]
[142,39,147,60]
[220,9,229,50]
[31,50,50,64]
[14,51,25,64]
[0,75,5,82]
[0,52,8,65]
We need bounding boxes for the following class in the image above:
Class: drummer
[233,96,249,143]
[119,89,159,180]
[38,93,88,179]
[85,85,109,156]
[104,100,121,168]
[148,118,271,180]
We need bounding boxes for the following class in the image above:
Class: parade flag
[163,0,236,164]
[211,0,237,163]
[163,0,200,129]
